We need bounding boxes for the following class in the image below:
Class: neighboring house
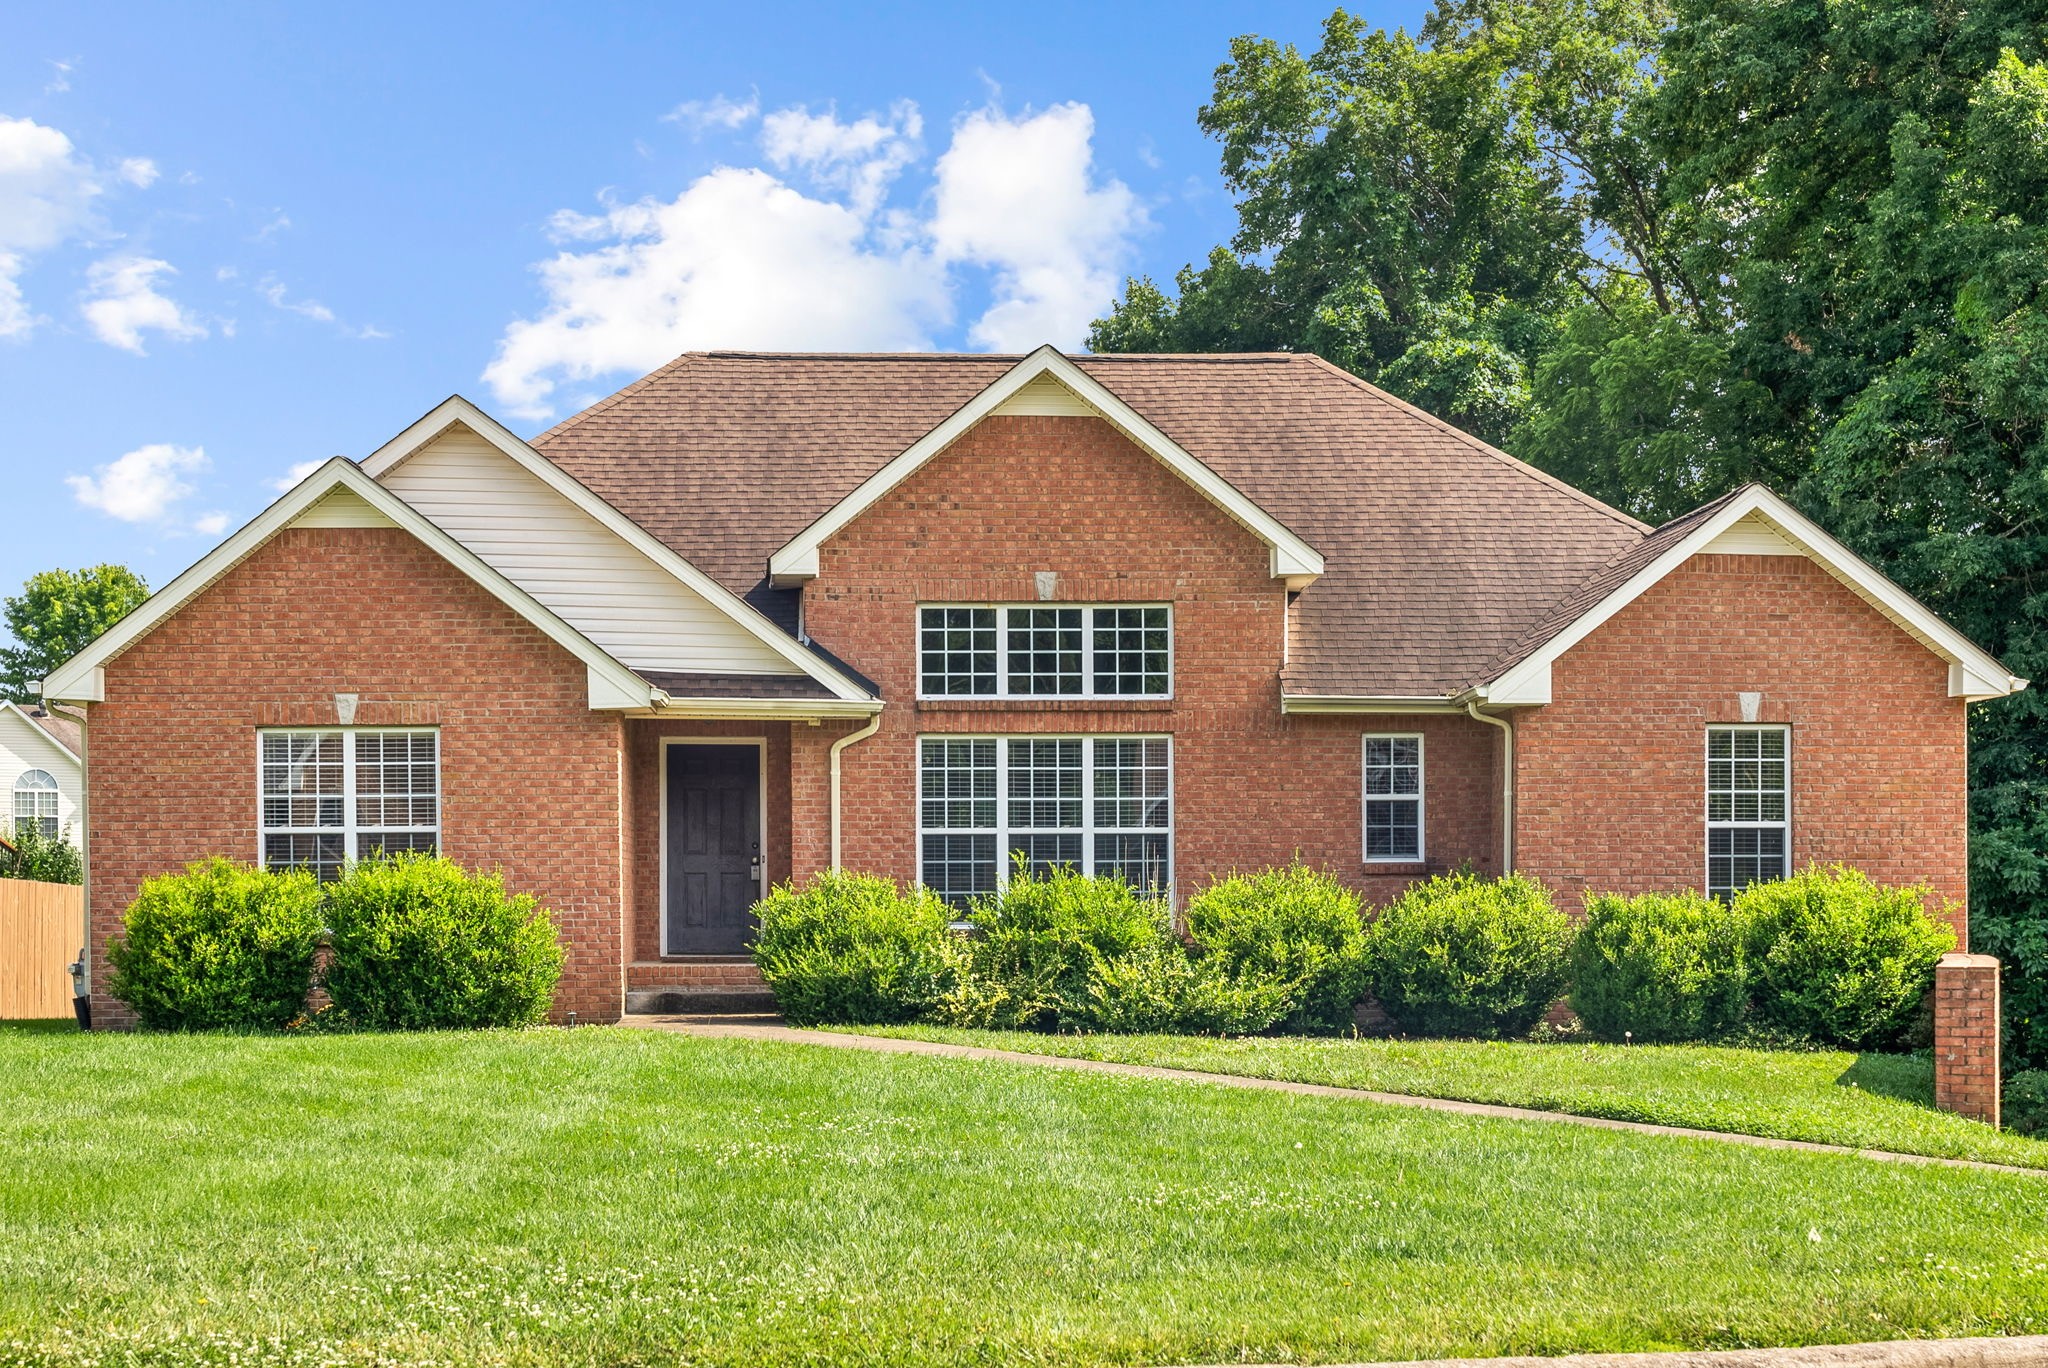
[47,348,2027,1025]
[0,701,83,847]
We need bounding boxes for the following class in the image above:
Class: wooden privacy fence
[0,879,82,1019]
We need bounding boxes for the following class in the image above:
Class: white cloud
[929,103,1144,353]
[0,251,30,339]
[272,458,323,492]
[117,156,159,188]
[66,443,209,524]
[81,255,206,353]
[485,98,1145,419]
[191,510,230,536]
[0,114,102,335]
[45,58,75,95]
[259,276,387,339]
[661,92,759,134]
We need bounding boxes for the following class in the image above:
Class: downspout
[1465,700,1515,872]
[828,714,883,871]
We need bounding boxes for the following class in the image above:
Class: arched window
[12,769,59,838]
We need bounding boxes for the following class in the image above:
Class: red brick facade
[796,415,1503,905]
[1517,553,1969,934]
[85,526,627,1026]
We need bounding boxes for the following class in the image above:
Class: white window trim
[255,727,441,870]
[12,768,61,838]
[915,603,1174,701]
[915,733,1175,900]
[1704,723,1792,898]
[1361,732,1426,865]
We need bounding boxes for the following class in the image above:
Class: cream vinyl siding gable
[289,486,398,529]
[379,427,803,676]
[1701,512,1802,556]
[0,708,83,845]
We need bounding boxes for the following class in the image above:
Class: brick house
[46,347,2026,1025]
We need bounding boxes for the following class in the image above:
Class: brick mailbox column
[1934,952,2001,1127]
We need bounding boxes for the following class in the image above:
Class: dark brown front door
[664,744,762,954]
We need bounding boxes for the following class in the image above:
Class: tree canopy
[1094,0,2048,1069]
[0,565,150,704]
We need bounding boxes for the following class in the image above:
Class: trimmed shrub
[323,854,563,1030]
[0,824,82,884]
[753,871,958,1026]
[1187,863,1369,1033]
[1074,938,1298,1035]
[106,858,323,1031]
[942,867,1171,1031]
[2006,1071,2048,1139]
[1739,865,1956,1049]
[1569,891,1749,1042]
[1365,871,1573,1038]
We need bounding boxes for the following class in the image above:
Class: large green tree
[1100,0,2048,1067]
[0,565,150,703]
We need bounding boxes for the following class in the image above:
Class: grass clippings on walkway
[3,1026,2047,1368]
[850,1026,2048,1171]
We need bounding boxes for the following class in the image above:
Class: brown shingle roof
[21,705,82,757]
[531,352,1654,698]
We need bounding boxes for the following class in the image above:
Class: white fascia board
[637,696,886,721]
[768,345,1324,585]
[0,702,82,761]
[1279,695,1468,715]
[43,459,655,712]
[364,395,874,704]
[1484,484,2027,703]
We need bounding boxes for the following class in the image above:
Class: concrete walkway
[1208,1335,2048,1367]
[621,1014,2045,1178]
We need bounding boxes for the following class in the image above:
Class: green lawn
[851,1026,2048,1171]
[3,1028,2047,1368]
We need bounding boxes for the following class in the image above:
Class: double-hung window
[918,605,1171,698]
[259,728,440,880]
[1706,725,1789,899]
[918,734,1171,906]
[1362,734,1424,862]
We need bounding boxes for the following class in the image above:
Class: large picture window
[11,769,59,838]
[1362,734,1424,862]
[1706,725,1789,900]
[918,734,1171,905]
[259,728,439,880]
[918,605,1171,699]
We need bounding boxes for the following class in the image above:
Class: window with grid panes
[918,734,1171,906]
[11,769,59,838]
[1706,725,1788,899]
[1362,734,1424,861]
[259,729,439,880]
[917,605,1170,698]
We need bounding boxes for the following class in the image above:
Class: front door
[664,743,763,954]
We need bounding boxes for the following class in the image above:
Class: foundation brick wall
[797,414,1503,904]
[1516,553,1969,933]
[85,526,628,1026]
[1934,952,2001,1125]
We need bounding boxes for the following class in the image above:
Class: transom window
[918,734,1171,906]
[1706,725,1789,900]
[11,769,60,839]
[918,605,1171,699]
[259,729,439,881]
[1362,734,1424,862]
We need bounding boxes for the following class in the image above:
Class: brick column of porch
[1933,952,2000,1127]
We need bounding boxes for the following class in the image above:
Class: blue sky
[0,1,1415,617]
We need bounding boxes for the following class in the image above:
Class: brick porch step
[625,959,776,1014]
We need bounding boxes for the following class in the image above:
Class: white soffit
[362,396,872,702]
[1483,485,2027,705]
[767,345,1325,587]
[42,460,655,711]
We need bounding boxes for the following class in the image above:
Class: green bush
[942,867,1171,1031]
[1569,891,1750,1042]
[1187,863,1369,1034]
[1073,938,1298,1035]
[2006,1071,2048,1138]
[322,854,563,1030]
[106,858,323,1030]
[1365,871,1573,1038]
[1739,865,1956,1049]
[753,871,959,1026]
[0,824,82,884]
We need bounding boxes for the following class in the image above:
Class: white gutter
[1464,700,1515,872]
[829,714,884,870]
